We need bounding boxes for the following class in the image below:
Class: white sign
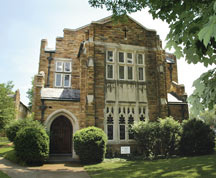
[121,146,130,154]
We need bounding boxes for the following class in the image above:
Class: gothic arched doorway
[50,116,72,154]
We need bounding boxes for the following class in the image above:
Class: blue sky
[0,0,214,105]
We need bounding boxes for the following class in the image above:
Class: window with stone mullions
[107,114,114,140]
[118,52,124,63]
[138,67,144,81]
[127,53,133,64]
[119,114,126,140]
[107,64,114,79]
[55,61,71,87]
[137,54,144,65]
[107,51,114,62]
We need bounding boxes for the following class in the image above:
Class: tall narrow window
[107,114,114,140]
[137,54,144,65]
[107,64,114,79]
[56,62,63,72]
[119,66,125,79]
[119,52,124,63]
[64,74,70,87]
[119,114,125,140]
[64,62,71,72]
[139,106,146,121]
[128,115,134,139]
[107,51,114,62]
[127,53,133,64]
[138,67,144,81]
[128,66,133,80]
[55,73,62,87]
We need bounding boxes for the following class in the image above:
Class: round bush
[74,126,107,164]
[132,121,160,157]
[14,126,49,165]
[5,118,44,142]
[179,118,215,156]
[159,117,182,156]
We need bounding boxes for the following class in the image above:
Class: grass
[85,153,216,178]
[0,137,11,178]
[0,137,13,157]
[0,171,10,178]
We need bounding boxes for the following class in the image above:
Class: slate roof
[41,88,80,101]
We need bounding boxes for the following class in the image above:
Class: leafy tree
[88,0,216,114]
[0,81,15,130]
[26,77,34,110]
[199,105,216,129]
[188,69,216,116]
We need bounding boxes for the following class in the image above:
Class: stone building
[9,90,31,120]
[32,15,188,159]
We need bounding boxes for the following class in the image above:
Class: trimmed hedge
[132,117,182,158]
[74,126,107,164]
[5,118,44,142]
[14,126,49,165]
[179,118,215,156]
[159,117,182,156]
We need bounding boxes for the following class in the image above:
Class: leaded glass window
[128,66,133,80]
[107,51,114,62]
[138,67,144,81]
[119,66,125,79]
[107,64,114,79]
[119,115,125,140]
[119,52,124,63]
[107,114,114,140]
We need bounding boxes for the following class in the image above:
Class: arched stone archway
[44,109,79,159]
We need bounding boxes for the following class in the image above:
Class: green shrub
[159,117,182,156]
[179,118,215,156]
[14,126,49,165]
[5,118,44,142]
[132,121,160,157]
[74,126,107,164]
[132,117,182,158]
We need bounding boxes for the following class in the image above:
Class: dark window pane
[138,54,143,64]
[107,51,113,62]
[120,125,125,140]
[139,68,144,80]
[119,115,125,124]
[107,65,113,78]
[129,125,134,139]
[119,52,124,63]
[127,53,133,63]
[107,114,113,124]
[119,66,124,79]
[108,125,113,140]
[140,115,145,121]
[128,66,133,80]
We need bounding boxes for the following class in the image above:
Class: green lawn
[0,137,13,157]
[85,154,216,178]
[0,137,11,178]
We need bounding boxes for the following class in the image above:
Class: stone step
[47,154,79,163]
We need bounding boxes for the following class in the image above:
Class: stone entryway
[50,116,72,154]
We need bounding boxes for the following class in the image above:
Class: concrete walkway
[0,157,91,178]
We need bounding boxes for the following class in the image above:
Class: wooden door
[50,116,72,154]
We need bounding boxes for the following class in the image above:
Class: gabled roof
[64,15,156,32]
